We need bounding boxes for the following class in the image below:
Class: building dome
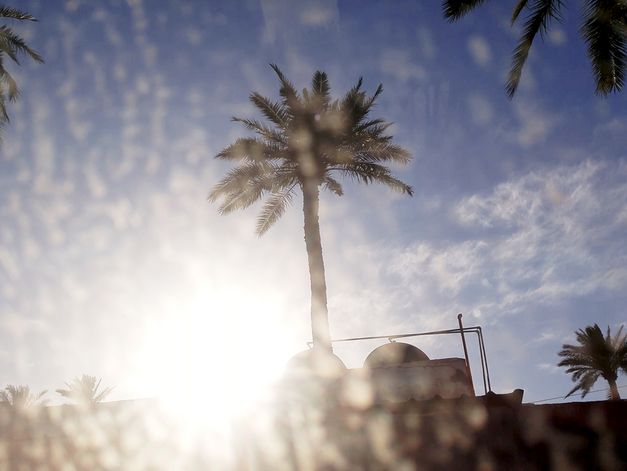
[364,342,429,369]
[284,347,347,380]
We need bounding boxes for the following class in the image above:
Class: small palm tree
[443,0,627,96]
[0,385,47,412]
[558,324,627,400]
[56,375,113,406]
[209,65,413,352]
[0,6,44,126]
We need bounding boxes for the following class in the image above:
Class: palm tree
[0,6,44,126]
[56,374,113,406]
[209,65,413,352]
[442,0,627,96]
[0,385,47,412]
[558,324,627,400]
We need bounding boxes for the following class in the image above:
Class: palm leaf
[208,162,272,202]
[211,67,412,239]
[0,385,47,409]
[354,118,388,134]
[0,61,18,100]
[506,0,564,97]
[216,181,267,214]
[269,63,301,112]
[231,117,286,144]
[216,138,285,162]
[322,175,343,196]
[353,142,412,164]
[335,163,413,195]
[511,0,530,24]
[0,7,37,21]
[249,92,289,128]
[582,0,626,94]
[56,375,113,405]
[0,25,44,64]
[442,0,488,21]
[558,323,627,399]
[256,186,296,235]
[311,70,331,107]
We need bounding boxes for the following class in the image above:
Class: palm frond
[0,63,19,101]
[0,385,47,409]
[506,0,564,97]
[0,95,7,124]
[269,63,301,112]
[256,185,296,235]
[558,323,627,399]
[217,181,267,214]
[216,138,285,162]
[341,78,369,127]
[355,124,394,142]
[56,375,113,405]
[354,142,412,164]
[353,118,388,134]
[249,92,290,128]
[211,66,412,239]
[322,175,343,196]
[0,25,44,64]
[208,162,272,202]
[442,0,488,22]
[311,70,331,107]
[0,7,37,21]
[511,0,530,24]
[582,0,626,94]
[231,117,286,144]
[335,162,413,195]
[322,146,355,165]
[565,370,599,397]
[364,83,384,110]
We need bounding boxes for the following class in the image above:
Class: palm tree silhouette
[56,374,113,406]
[210,65,413,352]
[443,0,627,96]
[0,6,44,128]
[558,324,627,400]
[0,385,47,411]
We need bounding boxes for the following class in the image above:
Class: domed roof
[284,348,347,380]
[364,342,429,369]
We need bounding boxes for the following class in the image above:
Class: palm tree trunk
[608,378,621,400]
[302,178,332,352]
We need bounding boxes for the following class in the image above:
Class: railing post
[458,313,476,396]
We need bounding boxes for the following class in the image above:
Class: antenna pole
[458,313,475,396]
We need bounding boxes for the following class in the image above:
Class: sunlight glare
[135,282,294,434]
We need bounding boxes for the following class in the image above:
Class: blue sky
[1,0,626,407]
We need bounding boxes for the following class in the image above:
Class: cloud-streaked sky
[1,0,626,407]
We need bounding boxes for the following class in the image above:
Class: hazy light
[135,283,293,434]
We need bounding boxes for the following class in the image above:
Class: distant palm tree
[209,65,413,352]
[56,375,113,406]
[0,6,44,126]
[0,385,47,411]
[442,0,627,96]
[558,324,627,400]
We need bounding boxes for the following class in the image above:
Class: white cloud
[380,49,426,82]
[467,36,492,67]
[537,363,560,374]
[339,160,627,333]
[467,94,494,126]
[300,4,336,26]
[512,100,559,147]
[593,117,627,145]
[548,29,567,46]
[417,27,436,60]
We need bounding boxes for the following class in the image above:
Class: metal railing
[309,314,492,395]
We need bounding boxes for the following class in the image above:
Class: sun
[135,284,296,434]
